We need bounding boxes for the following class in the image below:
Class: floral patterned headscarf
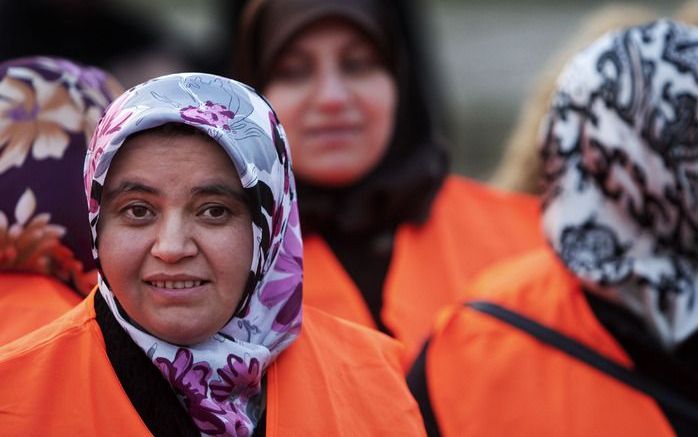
[0,56,123,295]
[541,19,698,349]
[85,73,302,436]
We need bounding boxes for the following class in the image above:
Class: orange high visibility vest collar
[0,272,82,345]
[426,248,675,437]
[303,175,544,366]
[0,292,426,436]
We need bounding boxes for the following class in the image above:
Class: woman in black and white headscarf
[408,19,698,436]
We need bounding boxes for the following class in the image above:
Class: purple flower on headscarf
[155,348,253,436]
[180,101,234,130]
[210,354,262,402]
[155,348,212,399]
[84,94,132,212]
[259,226,302,307]
[259,200,302,333]
[273,284,302,332]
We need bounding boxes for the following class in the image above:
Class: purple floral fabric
[85,73,302,436]
[0,56,122,295]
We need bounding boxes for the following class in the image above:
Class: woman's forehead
[284,17,379,53]
[104,131,241,192]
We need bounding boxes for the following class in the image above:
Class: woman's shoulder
[427,175,543,242]
[438,174,540,208]
[298,304,403,366]
[269,305,426,436]
[466,246,575,300]
[0,273,84,345]
[432,247,591,347]
[0,294,99,365]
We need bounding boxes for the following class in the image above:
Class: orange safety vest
[303,175,545,366]
[0,292,426,436]
[425,248,675,436]
[0,273,82,345]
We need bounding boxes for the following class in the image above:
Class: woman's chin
[138,310,224,346]
[299,166,370,187]
[150,324,212,346]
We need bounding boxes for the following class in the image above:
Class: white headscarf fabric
[84,73,302,436]
[541,19,698,349]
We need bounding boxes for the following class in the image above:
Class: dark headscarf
[0,56,123,295]
[235,0,449,236]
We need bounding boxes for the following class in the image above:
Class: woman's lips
[304,125,361,145]
[142,274,211,301]
[143,280,211,303]
[145,279,203,289]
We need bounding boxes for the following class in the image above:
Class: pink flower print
[180,101,234,130]
[84,146,104,213]
[210,355,262,402]
[155,348,212,399]
[288,200,299,228]
[155,349,238,435]
[271,204,284,241]
[273,283,302,332]
[268,110,286,162]
[259,205,302,313]
[84,100,132,205]
[87,92,132,154]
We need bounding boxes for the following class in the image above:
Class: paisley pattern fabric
[0,56,122,295]
[84,73,302,436]
[541,19,698,348]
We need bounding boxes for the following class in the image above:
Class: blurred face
[98,131,253,345]
[264,19,397,186]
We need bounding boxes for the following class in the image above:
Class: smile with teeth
[147,280,205,289]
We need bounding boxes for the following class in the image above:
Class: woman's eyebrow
[104,181,159,200]
[191,184,247,203]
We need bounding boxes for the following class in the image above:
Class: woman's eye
[269,54,311,82]
[343,57,372,74]
[200,205,230,220]
[272,64,310,82]
[342,50,381,75]
[122,204,154,221]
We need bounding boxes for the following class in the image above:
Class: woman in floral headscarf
[408,19,698,436]
[0,72,425,436]
[0,56,123,344]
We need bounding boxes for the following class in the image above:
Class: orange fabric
[0,273,82,345]
[0,292,426,436]
[303,175,545,366]
[267,306,426,436]
[426,248,675,437]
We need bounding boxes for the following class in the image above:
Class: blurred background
[0,0,687,180]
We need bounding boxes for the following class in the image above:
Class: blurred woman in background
[235,0,545,366]
[0,56,122,344]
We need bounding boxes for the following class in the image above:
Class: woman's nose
[150,214,198,263]
[315,70,351,111]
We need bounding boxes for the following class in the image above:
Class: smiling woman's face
[98,128,253,345]
[264,18,397,186]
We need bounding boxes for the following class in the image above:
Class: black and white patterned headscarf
[541,19,698,348]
